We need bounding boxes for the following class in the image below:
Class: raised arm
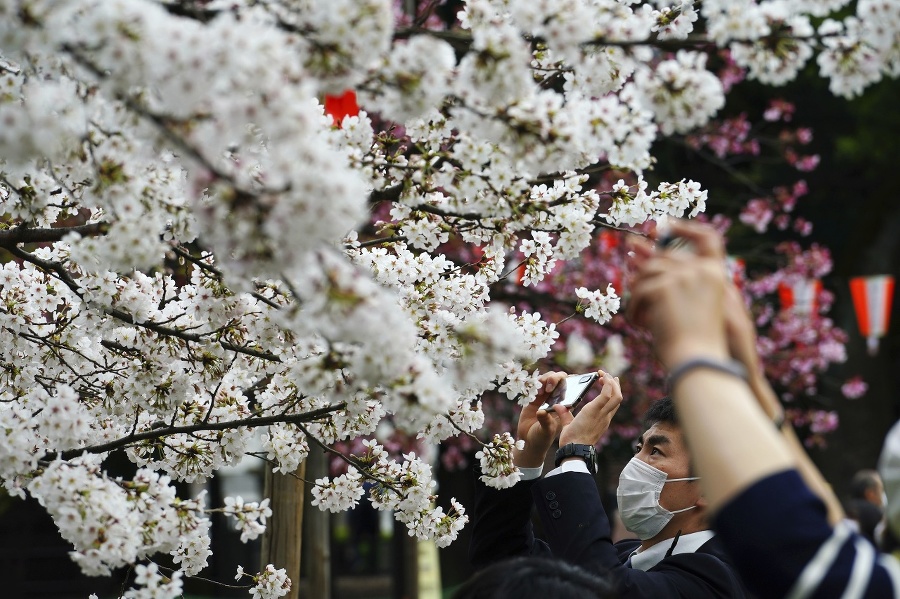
[719,244,844,524]
[628,221,794,509]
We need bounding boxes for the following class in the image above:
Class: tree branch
[170,244,223,278]
[51,402,347,460]
[0,222,109,245]
[368,183,405,204]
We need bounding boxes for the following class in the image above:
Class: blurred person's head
[452,556,616,599]
[617,397,707,548]
[851,469,886,509]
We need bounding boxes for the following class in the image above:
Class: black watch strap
[555,443,597,474]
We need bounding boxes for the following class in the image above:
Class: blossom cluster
[222,496,273,543]
[476,432,526,489]
[237,564,291,599]
[122,563,183,599]
[604,177,708,226]
[576,285,622,325]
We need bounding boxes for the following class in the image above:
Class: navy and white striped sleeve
[714,469,900,598]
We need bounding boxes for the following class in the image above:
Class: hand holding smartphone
[539,372,599,413]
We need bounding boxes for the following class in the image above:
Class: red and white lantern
[850,275,894,355]
[778,278,822,316]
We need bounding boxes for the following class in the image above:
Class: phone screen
[539,373,599,412]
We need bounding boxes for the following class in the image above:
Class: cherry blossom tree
[1,0,898,596]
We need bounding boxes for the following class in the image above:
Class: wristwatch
[555,443,598,475]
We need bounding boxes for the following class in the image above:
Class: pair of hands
[628,220,765,369]
[628,219,783,420]
[512,220,777,470]
[513,370,622,469]
[626,220,733,368]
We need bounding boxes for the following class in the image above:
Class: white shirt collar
[628,530,716,571]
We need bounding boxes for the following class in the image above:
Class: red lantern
[323,89,359,127]
[778,278,822,316]
[850,275,894,355]
[598,230,624,292]
[599,230,619,252]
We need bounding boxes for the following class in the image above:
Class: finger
[597,373,623,413]
[536,408,558,429]
[628,235,655,257]
[600,371,616,392]
[524,394,543,412]
[625,276,660,328]
[626,272,671,326]
[626,237,656,272]
[668,220,726,260]
[571,398,620,440]
[538,371,566,393]
[634,251,697,276]
[553,404,575,427]
[604,373,623,405]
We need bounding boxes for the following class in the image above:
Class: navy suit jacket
[470,469,749,598]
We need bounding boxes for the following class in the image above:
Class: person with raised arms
[627,219,900,598]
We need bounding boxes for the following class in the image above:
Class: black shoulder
[656,551,751,598]
[695,535,737,565]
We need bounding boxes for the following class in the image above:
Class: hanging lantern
[515,261,526,285]
[778,278,822,316]
[850,275,894,355]
[599,230,619,252]
[323,89,359,127]
[598,230,624,292]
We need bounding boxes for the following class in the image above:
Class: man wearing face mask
[469,371,749,598]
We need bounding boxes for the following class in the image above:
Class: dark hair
[452,557,617,599]
[850,469,882,500]
[642,396,678,429]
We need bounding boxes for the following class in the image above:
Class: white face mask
[616,457,700,540]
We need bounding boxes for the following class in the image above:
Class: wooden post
[306,448,331,599]
[261,462,306,599]
[392,520,418,599]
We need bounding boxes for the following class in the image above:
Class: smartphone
[539,372,599,412]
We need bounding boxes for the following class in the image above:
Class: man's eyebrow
[643,434,670,447]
